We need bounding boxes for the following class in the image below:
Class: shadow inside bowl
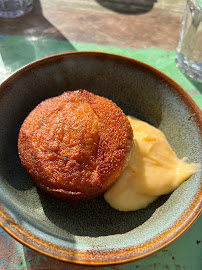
[37,188,171,237]
[0,118,34,191]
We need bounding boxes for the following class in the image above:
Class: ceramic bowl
[0,52,201,266]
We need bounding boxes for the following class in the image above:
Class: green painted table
[0,0,201,269]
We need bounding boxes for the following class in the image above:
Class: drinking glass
[0,0,33,18]
[175,0,202,80]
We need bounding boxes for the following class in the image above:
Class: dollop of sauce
[104,116,200,211]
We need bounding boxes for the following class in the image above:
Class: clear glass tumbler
[175,0,202,80]
[0,0,33,18]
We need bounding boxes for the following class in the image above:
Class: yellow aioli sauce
[104,116,200,211]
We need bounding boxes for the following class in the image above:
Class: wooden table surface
[1,0,185,50]
[0,0,201,269]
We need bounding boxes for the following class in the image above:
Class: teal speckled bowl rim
[0,51,201,266]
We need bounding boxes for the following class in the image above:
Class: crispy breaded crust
[18,90,134,201]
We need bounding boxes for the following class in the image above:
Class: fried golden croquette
[18,90,133,201]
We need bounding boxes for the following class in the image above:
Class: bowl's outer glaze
[0,52,201,265]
